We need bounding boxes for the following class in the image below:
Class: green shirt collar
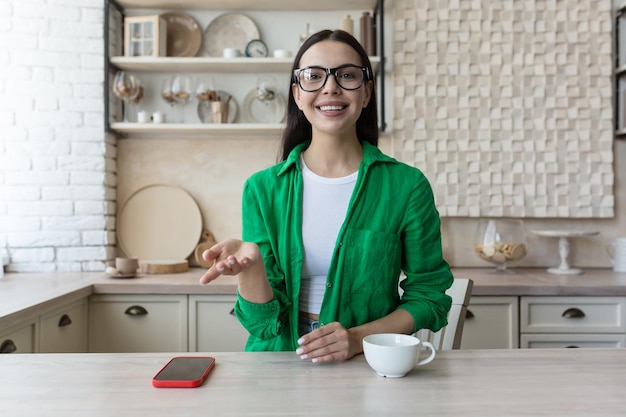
[277,141,395,176]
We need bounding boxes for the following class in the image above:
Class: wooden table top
[1,349,625,416]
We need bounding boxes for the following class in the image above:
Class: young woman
[199,30,453,363]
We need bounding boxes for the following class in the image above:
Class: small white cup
[152,111,165,124]
[363,333,436,378]
[137,110,149,123]
[607,237,626,272]
[222,48,241,58]
[273,49,292,59]
[115,257,138,275]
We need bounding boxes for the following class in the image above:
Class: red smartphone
[152,356,216,388]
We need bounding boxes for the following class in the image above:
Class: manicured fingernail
[312,358,319,363]
[216,264,224,271]
[228,258,236,265]
[296,348,304,355]
[300,354,308,360]
[297,338,304,345]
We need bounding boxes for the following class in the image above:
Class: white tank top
[299,157,358,314]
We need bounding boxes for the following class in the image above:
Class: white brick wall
[0,0,111,272]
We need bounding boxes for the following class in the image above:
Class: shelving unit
[104,0,386,137]
[110,56,380,74]
[615,3,626,137]
[110,122,284,137]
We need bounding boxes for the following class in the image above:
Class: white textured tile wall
[392,0,615,218]
[0,0,113,272]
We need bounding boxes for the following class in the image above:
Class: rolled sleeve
[234,291,283,340]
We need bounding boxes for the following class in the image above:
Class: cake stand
[532,230,599,275]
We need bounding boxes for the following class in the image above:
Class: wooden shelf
[114,0,378,11]
[110,56,381,73]
[110,122,285,137]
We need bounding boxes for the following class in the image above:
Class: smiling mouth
[318,105,346,111]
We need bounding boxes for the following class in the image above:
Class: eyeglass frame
[293,64,372,92]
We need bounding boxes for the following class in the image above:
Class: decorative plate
[197,91,238,123]
[242,88,286,123]
[161,12,202,57]
[117,184,202,261]
[203,13,260,57]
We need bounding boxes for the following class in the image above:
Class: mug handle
[416,341,436,366]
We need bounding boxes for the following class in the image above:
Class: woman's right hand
[198,239,261,284]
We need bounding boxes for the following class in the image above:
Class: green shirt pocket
[343,228,401,295]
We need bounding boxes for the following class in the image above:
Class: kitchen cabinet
[0,319,37,354]
[460,296,519,349]
[39,298,88,353]
[105,0,385,136]
[616,3,626,136]
[88,294,188,352]
[188,295,249,352]
[520,296,626,348]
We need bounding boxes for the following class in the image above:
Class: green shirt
[234,141,453,352]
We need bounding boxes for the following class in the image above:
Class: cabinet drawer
[521,334,626,349]
[88,294,187,352]
[40,299,88,353]
[521,297,626,333]
[189,295,248,352]
[0,320,37,354]
[460,296,519,349]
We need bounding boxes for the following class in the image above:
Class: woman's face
[292,40,372,138]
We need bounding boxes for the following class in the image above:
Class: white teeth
[319,105,344,111]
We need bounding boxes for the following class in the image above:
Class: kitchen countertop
[2,267,626,328]
[1,349,625,416]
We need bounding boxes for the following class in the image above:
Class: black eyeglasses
[293,64,371,92]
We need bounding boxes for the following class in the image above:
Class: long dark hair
[279,29,379,161]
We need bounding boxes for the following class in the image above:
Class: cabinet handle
[58,314,72,327]
[1,339,17,354]
[566,345,580,348]
[465,309,475,319]
[562,308,585,319]
[124,305,148,316]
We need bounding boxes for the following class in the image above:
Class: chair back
[415,278,474,350]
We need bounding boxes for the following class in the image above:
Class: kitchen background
[1,0,625,273]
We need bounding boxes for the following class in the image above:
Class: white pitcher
[607,237,626,272]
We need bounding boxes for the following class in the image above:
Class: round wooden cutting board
[117,184,203,262]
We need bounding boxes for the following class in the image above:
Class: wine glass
[171,75,192,123]
[160,77,176,122]
[474,219,528,273]
[131,83,144,121]
[112,71,139,123]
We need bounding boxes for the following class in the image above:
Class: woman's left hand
[295,322,362,363]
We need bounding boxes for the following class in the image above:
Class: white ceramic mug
[137,110,149,123]
[152,111,165,124]
[362,333,436,378]
[273,49,292,59]
[115,257,138,275]
[222,48,241,58]
[607,237,626,272]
